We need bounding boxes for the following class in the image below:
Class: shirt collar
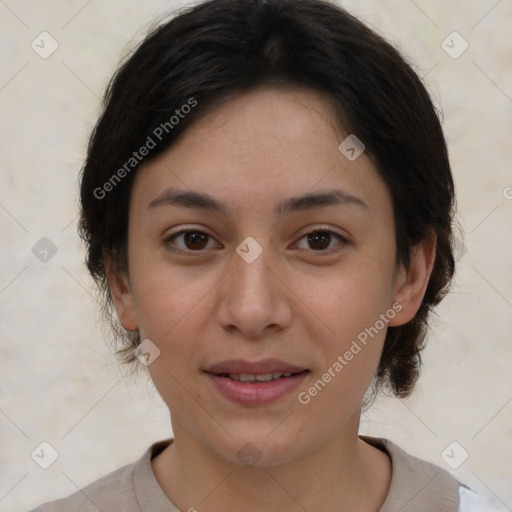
[134,436,461,511]
[359,435,460,512]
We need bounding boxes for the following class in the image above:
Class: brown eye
[166,230,218,253]
[295,229,348,254]
[182,231,209,250]
[307,231,332,250]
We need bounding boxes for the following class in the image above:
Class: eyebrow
[147,187,369,217]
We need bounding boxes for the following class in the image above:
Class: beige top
[30,435,474,511]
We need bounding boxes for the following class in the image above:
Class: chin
[211,427,307,469]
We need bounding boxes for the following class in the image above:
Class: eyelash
[164,227,349,256]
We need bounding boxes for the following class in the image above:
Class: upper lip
[205,358,308,375]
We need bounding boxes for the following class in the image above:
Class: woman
[31,0,502,510]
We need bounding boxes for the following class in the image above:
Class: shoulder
[29,454,141,511]
[28,439,174,512]
[457,485,507,512]
[359,435,504,512]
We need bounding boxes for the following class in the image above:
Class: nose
[216,241,293,339]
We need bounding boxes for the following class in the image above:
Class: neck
[152,412,391,512]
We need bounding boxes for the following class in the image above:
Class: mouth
[204,359,310,405]
[205,357,309,376]
[211,370,309,382]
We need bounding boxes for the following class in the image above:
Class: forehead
[130,86,390,219]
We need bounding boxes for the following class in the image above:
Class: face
[108,86,434,467]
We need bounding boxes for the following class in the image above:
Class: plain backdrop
[0,1,511,510]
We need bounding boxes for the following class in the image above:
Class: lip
[205,358,308,375]
[204,359,310,406]
[205,370,310,406]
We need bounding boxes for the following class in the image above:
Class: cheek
[304,262,394,344]
[135,271,214,406]
[129,262,221,374]
[295,262,394,398]
[295,278,390,418]
[129,250,215,338]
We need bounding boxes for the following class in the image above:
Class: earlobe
[104,255,138,331]
[388,230,437,327]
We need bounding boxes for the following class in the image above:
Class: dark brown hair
[78,0,456,403]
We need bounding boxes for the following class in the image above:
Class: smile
[221,372,295,382]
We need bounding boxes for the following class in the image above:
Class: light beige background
[0,1,511,510]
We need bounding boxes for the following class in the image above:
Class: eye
[164,227,348,256]
[294,229,348,255]
[165,229,220,254]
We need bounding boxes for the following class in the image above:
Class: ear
[388,230,437,327]
[104,254,138,331]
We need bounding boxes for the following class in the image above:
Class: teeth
[227,372,293,382]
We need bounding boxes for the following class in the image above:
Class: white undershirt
[458,486,507,512]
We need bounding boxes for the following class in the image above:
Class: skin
[107,86,436,512]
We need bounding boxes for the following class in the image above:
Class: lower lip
[205,371,309,406]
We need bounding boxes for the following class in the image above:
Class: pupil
[185,232,208,250]
[308,231,330,250]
